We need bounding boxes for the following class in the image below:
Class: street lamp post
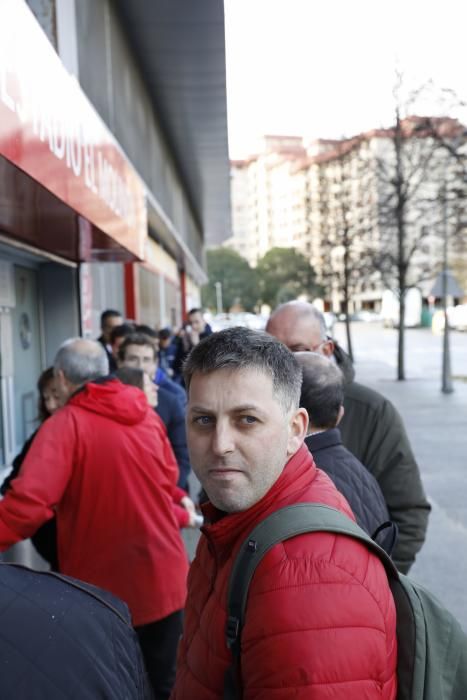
[214,281,223,315]
[441,186,453,394]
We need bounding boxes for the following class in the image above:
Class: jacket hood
[69,379,149,425]
[333,340,355,384]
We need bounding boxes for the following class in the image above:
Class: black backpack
[224,503,467,700]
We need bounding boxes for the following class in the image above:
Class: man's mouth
[208,468,243,477]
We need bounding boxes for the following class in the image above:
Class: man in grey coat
[266,301,431,573]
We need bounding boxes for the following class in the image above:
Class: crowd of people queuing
[0,300,435,699]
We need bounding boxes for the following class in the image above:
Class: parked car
[450,304,467,331]
[211,313,267,332]
[381,288,422,328]
[350,310,382,323]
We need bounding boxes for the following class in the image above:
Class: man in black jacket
[0,562,151,699]
[296,351,396,554]
[266,301,431,573]
[97,309,123,372]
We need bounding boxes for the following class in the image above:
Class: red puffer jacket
[0,380,188,626]
[172,444,397,699]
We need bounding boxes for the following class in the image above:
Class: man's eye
[239,415,257,425]
[193,416,213,426]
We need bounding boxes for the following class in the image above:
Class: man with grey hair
[172,327,397,700]
[0,338,189,699]
[266,300,430,573]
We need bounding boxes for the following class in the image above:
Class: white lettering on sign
[0,5,142,236]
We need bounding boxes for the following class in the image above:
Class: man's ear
[55,369,66,385]
[336,404,345,426]
[287,407,308,456]
[321,339,335,358]
[55,369,73,400]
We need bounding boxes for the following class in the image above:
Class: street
[333,321,467,630]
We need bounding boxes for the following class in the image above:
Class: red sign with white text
[0,1,147,260]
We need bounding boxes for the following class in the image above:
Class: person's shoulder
[0,560,129,616]
[158,385,180,411]
[251,524,392,617]
[344,380,394,412]
[0,564,146,696]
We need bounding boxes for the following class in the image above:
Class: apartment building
[228,119,466,311]
[225,135,306,266]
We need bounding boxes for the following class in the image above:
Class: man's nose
[211,422,235,456]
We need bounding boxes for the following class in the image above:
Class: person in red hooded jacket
[171,327,397,700]
[0,338,189,700]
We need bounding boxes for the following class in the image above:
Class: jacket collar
[201,444,317,554]
[305,427,342,452]
[332,341,355,384]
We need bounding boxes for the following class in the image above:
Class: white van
[381,288,422,328]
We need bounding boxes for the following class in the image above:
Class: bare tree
[369,75,467,379]
[317,140,374,361]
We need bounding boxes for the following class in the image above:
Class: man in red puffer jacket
[171,327,397,700]
[0,338,189,700]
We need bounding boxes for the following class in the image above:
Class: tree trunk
[342,220,354,362]
[345,314,353,362]
[343,283,353,362]
[397,292,405,380]
[394,108,406,381]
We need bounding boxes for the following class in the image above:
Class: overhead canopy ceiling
[113,0,231,246]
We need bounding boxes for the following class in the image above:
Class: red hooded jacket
[172,444,397,699]
[0,380,188,626]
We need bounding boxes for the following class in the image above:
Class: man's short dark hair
[188,308,202,317]
[110,323,135,345]
[183,327,302,413]
[297,353,344,429]
[158,328,172,341]
[118,333,157,362]
[135,324,158,339]
[100,309,122,327]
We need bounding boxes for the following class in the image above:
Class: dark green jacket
[335,344,431,573]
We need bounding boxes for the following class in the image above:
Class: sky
[224,0,467,158]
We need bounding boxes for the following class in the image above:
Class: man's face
[120,343,157,378]
[187,367,306,513]
[102,315,123,343]
[266,310,334,357]
[189,312,206,334]
[42,377,64,416]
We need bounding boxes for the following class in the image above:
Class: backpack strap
[224,502,399,700]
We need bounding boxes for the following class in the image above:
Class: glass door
[11,266,42,452]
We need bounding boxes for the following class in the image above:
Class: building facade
[0,0,229,467]
[228,121,467,313]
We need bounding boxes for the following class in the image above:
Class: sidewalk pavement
[351,356,467,631]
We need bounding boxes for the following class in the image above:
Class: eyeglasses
[289,337,333,354]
